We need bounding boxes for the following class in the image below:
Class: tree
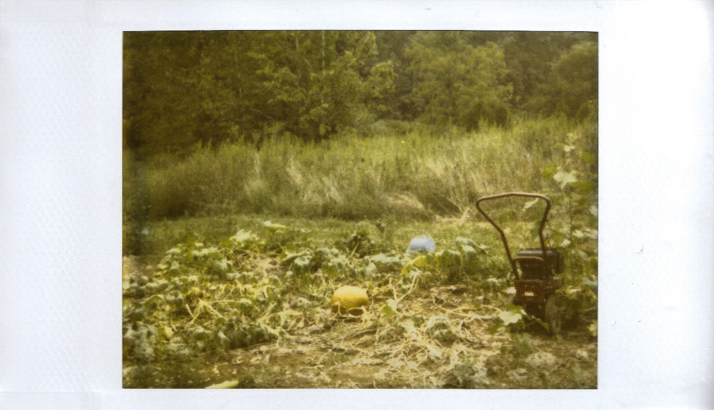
[123,32,214,156]
[123,31,395,156]
[373,31,419,120]
[254,31,394,141]
[405,32,512,130]
[514,36,598,121]
[549,41,598,120]
[503,32,560,113]
[502,32,598,118]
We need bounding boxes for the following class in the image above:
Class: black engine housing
[516,247,563,279]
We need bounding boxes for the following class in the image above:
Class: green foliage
[123,219,522,369]
[556,283,598,325]
[369,253,405,273]
[502,32,596,113]
[124,201,597,387]
[552,41,598,120]
[588,321,597,337]
[542,131,598,283]
[490,303,551,336]
[535,41,598,120]
[338,231,376,257]
[123,325,157,363]
[254,31,396,141]
[124,31,395,154]
[124,31,598,159]
[124,222,375,365]
[381,298,398,320]
[509,333,534,357]
[490,304,526,334]
[123,116,596,225]
[515,129,599,332]
[406,33,512,130]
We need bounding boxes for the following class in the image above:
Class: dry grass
[124,117,596,224]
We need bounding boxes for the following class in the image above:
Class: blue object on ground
[407,236,435,253]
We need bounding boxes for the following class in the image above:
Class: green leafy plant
[490,303,550,335]
[542,132,598,279]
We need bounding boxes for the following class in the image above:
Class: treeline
[123,31,597,157]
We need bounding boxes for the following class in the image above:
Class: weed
[124,118,596,225]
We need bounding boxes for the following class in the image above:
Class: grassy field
[124,117,596,250]
[122,118,598,388]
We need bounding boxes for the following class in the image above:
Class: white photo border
[0,1,712,409]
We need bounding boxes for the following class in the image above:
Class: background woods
[123,31,597,155]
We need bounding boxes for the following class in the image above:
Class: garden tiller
[476,192,566,335]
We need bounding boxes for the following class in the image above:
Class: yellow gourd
[330,286,370,315]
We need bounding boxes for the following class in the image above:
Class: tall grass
[124,116,596,227]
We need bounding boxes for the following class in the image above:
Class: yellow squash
[330,286,370,315]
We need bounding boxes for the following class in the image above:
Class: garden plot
[122,220,597,389]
